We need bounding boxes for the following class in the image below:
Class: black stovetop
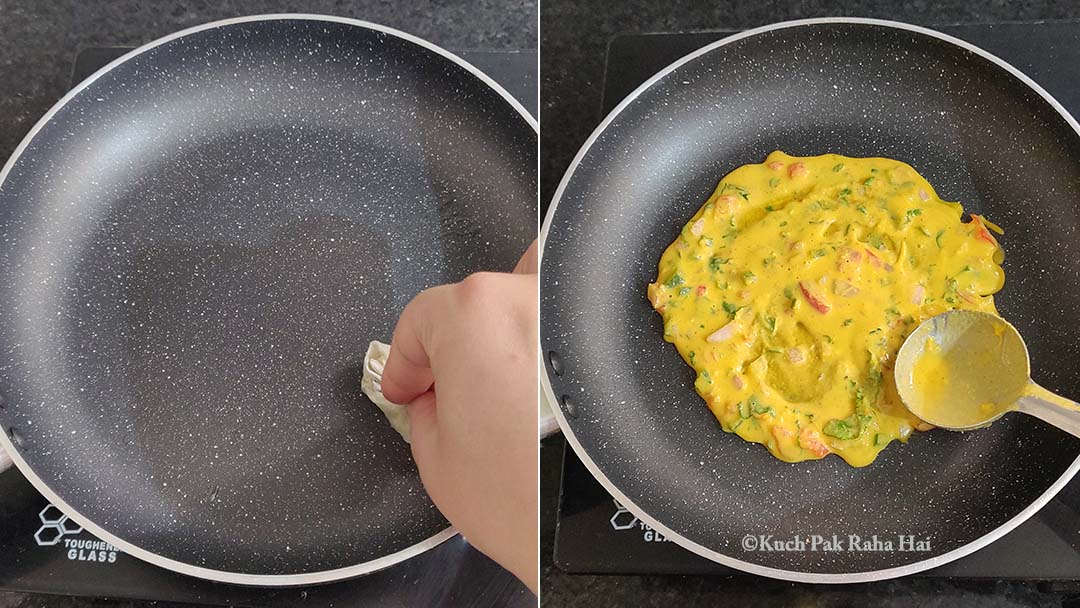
[554,22,1080,585]
[0,46,537,607]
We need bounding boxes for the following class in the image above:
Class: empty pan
[0,14,537,585]
[541,18,1080,582]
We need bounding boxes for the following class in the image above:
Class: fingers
[384,250,532,403]
[513,240,538,275]
[381,286,446,404]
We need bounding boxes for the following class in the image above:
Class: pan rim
[0,12,536,586]
[539,16,1080,583]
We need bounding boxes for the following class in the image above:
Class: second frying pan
[541,18,1080,582]
[0,14,537,585]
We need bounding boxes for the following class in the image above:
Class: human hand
[381,241,538,593]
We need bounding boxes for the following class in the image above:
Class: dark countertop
[540,1,1080,606]
[0,1,535,607]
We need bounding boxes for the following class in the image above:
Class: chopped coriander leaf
[863,177,875,186]
[708,256,729,272]
[867,233,886,250]
[665,272,684,288]
[721,301,740,317]
[832,163,845,172]
[944,278,959,302]
[867,367,883,391]
[811,248,828,259]
[743,271,757,283]
[838,188,852,197]
[678,287,691,296]
[765,205,776,212]
[748,395,773,415]
[857,205,868,214]
[769,177,780,187]
[902,208,923,226]
[720,182,751,200]
[738,401,751,419]
[823,416,860,440]
[842,318,853,327]
[762,315,777,334]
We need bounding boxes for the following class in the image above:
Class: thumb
[407,391,438,468]
[382,286,449,404]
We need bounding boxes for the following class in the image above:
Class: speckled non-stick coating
[0,18,536,576]
[542,22,1080,574]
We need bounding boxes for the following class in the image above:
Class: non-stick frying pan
[541,18,1080,582]
[0,14,536,585]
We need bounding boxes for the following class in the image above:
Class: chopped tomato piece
[864,248,882,267]
[970,214,997,245]
[799,427,830,457]
[696,285,707,296]
[799,281,830,314]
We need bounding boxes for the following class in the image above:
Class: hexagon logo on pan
[609,499,639,531]
[31,503,121,564]
[34,504,83,546]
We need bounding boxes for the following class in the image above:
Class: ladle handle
[1015,382,1080,439]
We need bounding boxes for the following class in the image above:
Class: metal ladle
[894,309,1080,436]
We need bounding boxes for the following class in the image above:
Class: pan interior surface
[541,21,1080,576]
[0,18,536,576]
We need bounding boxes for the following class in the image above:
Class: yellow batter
[647,151,1005,466]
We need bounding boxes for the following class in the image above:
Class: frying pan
[540,17,1080,582]
[0,14,536,585]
